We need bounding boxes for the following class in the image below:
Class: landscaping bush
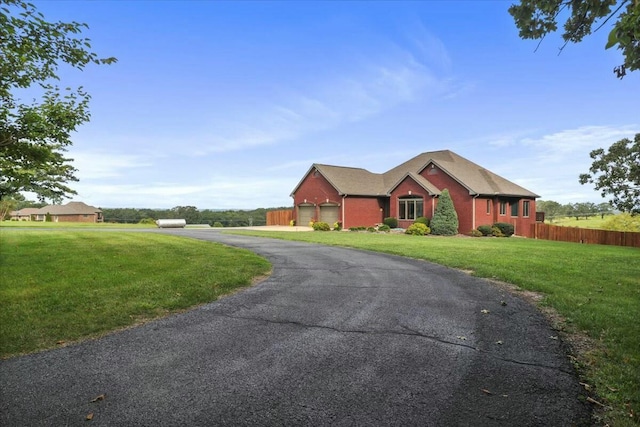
[289,219,296,226]
[405,223,430,236]
[491,226,505,237]
[415,216,430,226]
[367,226,377,233]
[383,217,398,228]
[378,224,391,232]
[469,229,483,237]
[333,221,342,231]
[212,221,224,228]
[430,189,459,235]
[349,226,366,231]
[477,225,492,236]
[312,221,331,231]
[493,222,514,237]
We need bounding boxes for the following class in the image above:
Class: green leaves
[0,0,115,201]
[510,0,639,78]
[579,133,640,215]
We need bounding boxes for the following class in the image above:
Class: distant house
[8,208,42,221]
[17,202,104,223]
[290,150,539,237]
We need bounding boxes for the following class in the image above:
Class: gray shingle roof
[292,150,539,198]
[37,202,102,215]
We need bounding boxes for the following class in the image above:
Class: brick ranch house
[291,150,539,237]
[10,201,103,223]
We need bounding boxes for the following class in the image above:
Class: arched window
[398,196,423,220]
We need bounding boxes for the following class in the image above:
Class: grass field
[0,230,270,358]
[232,230,640,426]
[548,216,611,229]
[0,220,154,228]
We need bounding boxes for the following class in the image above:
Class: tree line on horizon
[536,200,615,221]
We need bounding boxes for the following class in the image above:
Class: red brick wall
[474,198,495,230]
[54,214,99,223]
[343,197,384,228]
[476,197,536,237]
[292,169,341,223]
[420,164,473,234]
[389,177,436,229]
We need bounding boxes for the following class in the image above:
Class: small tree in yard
[431,189,459,236]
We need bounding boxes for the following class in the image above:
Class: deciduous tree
[579,133,640,214]
[509,0,640,78]
[0,0,116,201]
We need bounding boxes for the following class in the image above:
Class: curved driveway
[0,230,590,426]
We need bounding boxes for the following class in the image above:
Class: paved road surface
[0,230,590,426]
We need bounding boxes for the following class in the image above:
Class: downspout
[472,194,479,230]
[342,195,347,228]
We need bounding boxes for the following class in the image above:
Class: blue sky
[32,1,639,209]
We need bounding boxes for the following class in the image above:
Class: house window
[511,201,519,217]
[399,196,423,220]
[486,200,491,214]
[499,201,507,216]
[523,201,530,217]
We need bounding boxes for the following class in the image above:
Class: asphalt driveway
[0,230,590,426]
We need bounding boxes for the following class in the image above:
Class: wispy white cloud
[520,125,638,160]
[190,32,459,156]
[70,151,152,180]
[488,125,639,203]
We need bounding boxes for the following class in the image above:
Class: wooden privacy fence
[266,209,294,226]
[531,223,640,248]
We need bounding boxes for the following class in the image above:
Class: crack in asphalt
[213,312,573,374]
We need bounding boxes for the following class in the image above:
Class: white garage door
[319,205,339,225]
[297,205,315,225]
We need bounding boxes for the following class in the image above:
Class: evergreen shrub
[493,222,514,237]
[477,225,492,236]
[383,217,398,228]
[312,221,331,231]
[405,223,430,236]
[415,216,430,226]
[430,189,459,235]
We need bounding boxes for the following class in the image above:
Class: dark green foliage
[100,206,290,225]
[383,217,398,228]
[0,0,117,201]
[349,226,367,232]
[414,216,430,226]
[493,222,514,237]
[138,218,156,225]
[367,226,377,233]
[469,229,483,237]
[477,225,493,236]
[405,223,430,236]
[491,227,505,237]
[579,133,640,215]
[212,222,224,228]
[312,221,331,231]
[333,221,342,231]
[45,212,51,222]
[509,0,640,78]
[430,189,459,236]
[378,224,391,232]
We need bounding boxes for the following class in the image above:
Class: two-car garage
[297,203,339,226]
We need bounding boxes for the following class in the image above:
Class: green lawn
[0,230,270,358]
[1,220,154,228]
[231,230,640,426]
